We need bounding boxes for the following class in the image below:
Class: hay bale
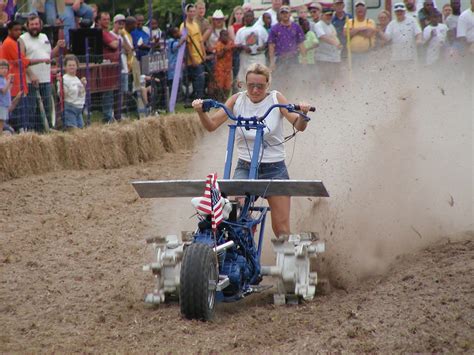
[0,114,203,182]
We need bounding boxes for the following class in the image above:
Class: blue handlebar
[202,99,314,122]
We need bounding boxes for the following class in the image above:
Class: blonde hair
[229,6,243,27]
[245,63,271,83]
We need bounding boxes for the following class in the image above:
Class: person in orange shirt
[213,29,234,102]
[0,20,50,132]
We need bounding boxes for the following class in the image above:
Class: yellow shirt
[180,21,205,65]
[344,18,376,53]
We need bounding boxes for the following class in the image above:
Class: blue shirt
[131,28,150,60]
[166,38,180,79]
[332,12,352,45]
[0,76,11,108]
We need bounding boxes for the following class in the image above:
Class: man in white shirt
[422,10,448,65]
[20,14,65,130]
[235,10,268,86]
[382,3,422,63]
[457,0,474,53]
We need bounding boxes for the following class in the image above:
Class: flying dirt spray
[152,63,473,288]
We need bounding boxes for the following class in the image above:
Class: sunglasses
[246,83,266,91]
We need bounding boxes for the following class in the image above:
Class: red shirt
[0,36,30,96]
[102,30,119,62]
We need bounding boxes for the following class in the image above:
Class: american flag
[196,173,224,231]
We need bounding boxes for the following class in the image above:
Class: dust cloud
[151,61,472,287]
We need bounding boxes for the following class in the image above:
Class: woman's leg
[267,195,291,237]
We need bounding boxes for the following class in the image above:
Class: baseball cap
[355,0,366,6]
[113,14,125,22]
[334,0,345,3]
[308,2,323,10]
[279,5,291,13]
[322,7,334,14]
[393,2,407,11]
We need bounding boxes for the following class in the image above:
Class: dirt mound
[0,114,203,182]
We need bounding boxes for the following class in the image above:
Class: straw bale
[0,114,203,182]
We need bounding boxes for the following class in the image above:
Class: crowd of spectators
[0,0,472,135]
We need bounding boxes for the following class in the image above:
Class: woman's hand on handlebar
[296,102,312,115]
[192,99,204,113]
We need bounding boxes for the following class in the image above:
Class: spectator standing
[268,6,306,74]
[0,0,9,26]
[332,0,352,52]
[147,18,162,48]
[405,0,419,19]
[166,27,185,88]
[308,2,323,33]
[263,12,273,33]
[0,60,13,135]
[314,8,342,86]
[256,0,283,27]
[203,10,227,54]
[344,0,377,65]
[383,3,422,63]
[228,6,244,93]
[111,14,130,119]
[419,0,436,28]
[228,6,244,40]
[298,18,318,65]
[195,0,210,35]
[0,21,49,132]
[375,10,392,47]
[180,4,206,100]
[423,10,448,64]
[99,12,119,123]
[456,0,474,53]
[20,14,65,130]
[61,54,86,129]
[235,10,268,87]
[214,29,234,102]
[90,3,98,28]
[442,3,453,22]
[131,14,151,61]
[297,5,309,22]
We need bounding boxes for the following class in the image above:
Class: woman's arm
[277,92,309,132]
[192,94,238,132]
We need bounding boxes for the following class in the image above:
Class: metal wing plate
[132,179,329,198]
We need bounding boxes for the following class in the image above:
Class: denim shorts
[233,159,290,180]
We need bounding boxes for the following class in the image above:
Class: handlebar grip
[293,105,316,112]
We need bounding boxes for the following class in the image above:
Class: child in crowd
[0,59,12,134]
[262,12,272,34]
[166,26,185,89]
[423,10,448,66]
[60,55,87,129]
[299,18,318,65]
[213,29,234,102]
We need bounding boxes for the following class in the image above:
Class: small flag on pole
[196,173,224,231]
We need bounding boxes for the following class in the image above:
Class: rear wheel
[179,243,218,321]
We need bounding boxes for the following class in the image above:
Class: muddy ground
[0,151,472,353]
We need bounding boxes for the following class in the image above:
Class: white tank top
[19,33,51,84]
[233,90,285,163]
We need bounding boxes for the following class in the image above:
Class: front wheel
[179,243,218,321]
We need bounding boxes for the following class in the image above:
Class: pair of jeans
[9,95,34,132]
[64,102,84,128]
[102,90,115,123]
[187,64,204,99]
[60,4,94,46]
[27,83,53,131]
[233,159,290,180]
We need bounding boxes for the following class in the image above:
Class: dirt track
[1,151,473,353]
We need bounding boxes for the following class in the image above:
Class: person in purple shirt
[268,5,306,73]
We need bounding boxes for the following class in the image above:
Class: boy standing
[0,60,13,134]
